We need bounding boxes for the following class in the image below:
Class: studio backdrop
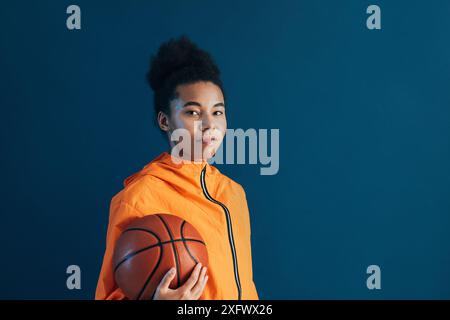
[1,0,449,299]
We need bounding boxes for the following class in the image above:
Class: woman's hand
[153,262,208,300]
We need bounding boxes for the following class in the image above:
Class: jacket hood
[123,151,215,188]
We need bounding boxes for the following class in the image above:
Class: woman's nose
[201,113,215,131]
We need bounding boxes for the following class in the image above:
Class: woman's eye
[214,111,224,116]
[186,110,199,116]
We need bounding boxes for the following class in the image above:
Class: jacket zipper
[200,165,242,300]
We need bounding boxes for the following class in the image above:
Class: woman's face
[158,81,227,162]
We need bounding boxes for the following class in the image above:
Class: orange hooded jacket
[95,151,259,300]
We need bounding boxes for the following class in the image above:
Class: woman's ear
[157,111,170,132]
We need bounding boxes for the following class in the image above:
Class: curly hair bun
[147,35,220,92]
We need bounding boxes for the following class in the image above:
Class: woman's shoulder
[113,174,164,208]
[211,165,247,197]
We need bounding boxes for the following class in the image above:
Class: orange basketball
[112,214,209,300]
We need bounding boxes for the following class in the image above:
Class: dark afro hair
[146,35,225,120]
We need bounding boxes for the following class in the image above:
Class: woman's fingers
[155,264,208,300]
[156,267,176,292]
[191,266,208,299]
[179,263,202,292]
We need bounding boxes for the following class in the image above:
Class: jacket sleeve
[95,197,145,300]
[240,184,260,300]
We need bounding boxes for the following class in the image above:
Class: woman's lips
[202,136,217,146]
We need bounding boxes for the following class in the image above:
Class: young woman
[95,36,259,300]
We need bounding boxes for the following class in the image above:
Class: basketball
[112,214,209,300]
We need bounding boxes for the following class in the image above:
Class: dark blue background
[1,0,449,299]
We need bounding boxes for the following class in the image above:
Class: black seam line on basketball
[123,227,206,247]
[157,214,181,288]
[180,220,199,265]
[113,238,205,274]
[122,227,160,238]
[136,244,163,300]
[113,227,161,273]
[200,165,242,300]
[181,222,199,264]
[123,226,205,247]
[135,231,163,300]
